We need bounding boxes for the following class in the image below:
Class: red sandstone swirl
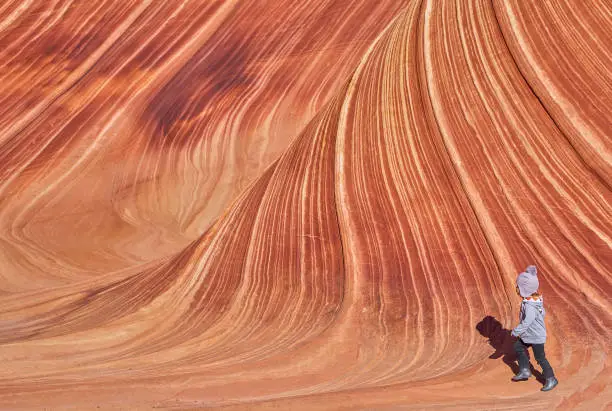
[0,1,610,409]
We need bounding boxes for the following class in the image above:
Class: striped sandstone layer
[0,0,610,409]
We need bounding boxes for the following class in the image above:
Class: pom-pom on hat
[517,265,539,297]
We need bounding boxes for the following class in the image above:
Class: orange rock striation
[0,0,610,409]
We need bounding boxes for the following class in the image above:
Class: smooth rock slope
[0,0,610,409]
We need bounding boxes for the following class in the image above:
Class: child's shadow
[476,316,545,383]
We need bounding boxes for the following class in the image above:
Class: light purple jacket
[511,297,547,344]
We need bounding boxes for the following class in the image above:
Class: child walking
[511,265,558,391]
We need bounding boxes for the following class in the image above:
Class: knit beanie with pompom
[517,265,539,298]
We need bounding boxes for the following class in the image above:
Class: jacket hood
[523,296,543,306]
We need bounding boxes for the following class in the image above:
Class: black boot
[541,376,558,391]
[511,368,532,381]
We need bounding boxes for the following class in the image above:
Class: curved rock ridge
[0,0,410,290]
[0,0,610,409]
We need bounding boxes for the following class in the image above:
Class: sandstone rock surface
[0,0,610,409]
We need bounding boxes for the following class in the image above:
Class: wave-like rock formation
[0,0,610,409]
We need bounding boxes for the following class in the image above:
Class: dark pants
[514,338,555,379]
